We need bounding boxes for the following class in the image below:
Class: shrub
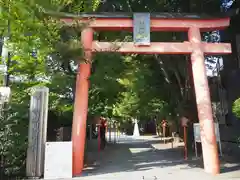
[232,98,240,118]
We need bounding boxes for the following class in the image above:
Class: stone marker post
[26,86,49,178]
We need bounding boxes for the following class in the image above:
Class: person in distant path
[100,117,107,149]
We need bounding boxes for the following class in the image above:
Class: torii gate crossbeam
[61,13,232,177]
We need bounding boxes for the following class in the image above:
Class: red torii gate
[61,13,231,176]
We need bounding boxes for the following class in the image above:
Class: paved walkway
[75,135,240,180]
[44,135,240,180]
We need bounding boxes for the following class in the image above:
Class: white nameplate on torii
[133,13,151,46]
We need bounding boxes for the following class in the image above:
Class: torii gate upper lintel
[61,13,232,177]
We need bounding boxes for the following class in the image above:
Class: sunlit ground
[71,135,240,180]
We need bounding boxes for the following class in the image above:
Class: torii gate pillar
[71,28,93,176]
[189,27,220,174]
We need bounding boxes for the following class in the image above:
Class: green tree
[0,0,102,177]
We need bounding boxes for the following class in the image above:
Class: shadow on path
[82,136,240,179]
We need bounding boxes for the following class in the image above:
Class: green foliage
[0,0,100,177]
[233,98,240,118]
[0,82,32,176]
[88,53,126,117]
[89,53,172,119]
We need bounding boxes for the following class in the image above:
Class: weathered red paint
[189,27,220,174]
[68,16,232,176]
[62,17,230,32]
[92,41,231,55]
[72,28,93,176]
